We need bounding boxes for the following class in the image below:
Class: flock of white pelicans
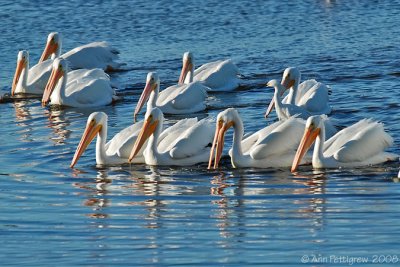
[11,32,400,176]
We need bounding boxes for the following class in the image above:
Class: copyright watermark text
[301,254,399,265]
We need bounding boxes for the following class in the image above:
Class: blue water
[1,1,400,266]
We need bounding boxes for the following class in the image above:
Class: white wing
[169,118,214,159]
[27,59,53,88]
[66,68,110,85]
[324,119,370,157]
[249,117,305,159]
[297,82,331,114]
[193,59,239,91]
[333,121,394,162]
[158,118,198,152]
[240,121,283,155]
[106,121,145,159]
[63,74,114,107]
[157,82,207,111]
[62,41,123,70]
[296,79,318,102]
[282,79,331,115]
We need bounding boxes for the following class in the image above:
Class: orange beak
[178,59,193,84]
[70,120,102,168]
[264,99,276,119]
[133,80,156,122]
[11,59,27,96]
[281,75,295,90]
[128,116,158,162]
[291,126,320,172]
[42,66,63,106]
[208,121,233,169]
[39,40,58,63]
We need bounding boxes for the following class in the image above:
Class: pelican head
[129,107,163,162]
[264,79,287,119]
[133,72,160,122]
[178,51,194,84]
[42,58,67,106]
[39,32,61,63]
[70,112,107,168]
[208,108,239,169]
[11,50,29,96]
[281,67,300,89]
[267,79,286,95]
[291,115,322,172]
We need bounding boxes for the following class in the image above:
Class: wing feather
[158,82,207,110]
[250,117,305,159]
[62,41,121,70]
[106,121,145,159]
[169,118,214,159]
[333,121,393,162]
[158,118,198,152]
[193,59,239,91]
[27,59,53,87]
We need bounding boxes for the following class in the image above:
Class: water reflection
[13,100,36,143]
[291,171,328,237]
[210,172,244,239]
[12,100,72,145]
[13,100,33,123]
[43,108,72,145]
[72,170,112,221]
[210,169,330,242]
[128,166,166,229]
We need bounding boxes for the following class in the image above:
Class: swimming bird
[291,115,398,171]
[41,58,116,107]
[265,67,331,119]
[70,112,146,167]
[70,111,203,167]
[266,79,311,120]
[11,50,53,96]
[129,107,214,166]
[266,79,337,139]
[178,52,240,91]
[134,72,207,121]
[39,32,124,71]
[208,108,310,169]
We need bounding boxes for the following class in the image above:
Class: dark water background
[1,1,400,266]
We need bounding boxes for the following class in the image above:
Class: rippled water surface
[1,1,400,266]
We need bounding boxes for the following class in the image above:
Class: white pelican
[39,32,124,71]
[208,108,309,169]
[134,72,207,121]
[265,67,331,118]
[71,111,204,167]
[266,79,338,139]
[70,112,146,167]
[178,52,240,91]
[291,115,398,171]
[11,50,53,96]
[266,79,311,120]
[41,58,116,107]
[129,107,214,166]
